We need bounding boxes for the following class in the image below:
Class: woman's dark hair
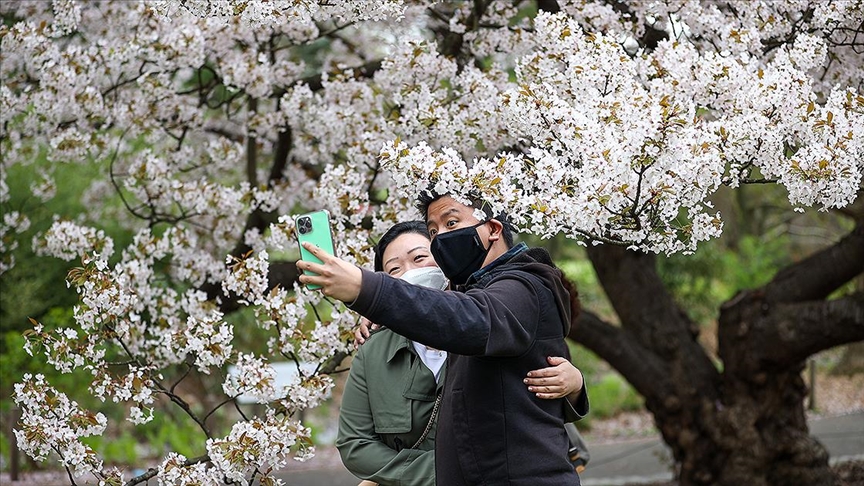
[373,220,430,272]
[561,273,581,329]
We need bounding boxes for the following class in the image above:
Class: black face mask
[430,221,490,286]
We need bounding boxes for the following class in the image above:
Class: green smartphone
[295,210,336,290]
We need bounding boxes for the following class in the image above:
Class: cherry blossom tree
[1,1,862,485]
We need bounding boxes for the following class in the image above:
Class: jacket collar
[463,242,529,287]
[385,331,414,363]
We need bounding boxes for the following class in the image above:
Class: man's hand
[297,242,363,303]
[524,356,584,400]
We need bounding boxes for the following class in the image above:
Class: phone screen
[295,210,336,289]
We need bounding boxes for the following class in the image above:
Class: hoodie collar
[464,242,528,287]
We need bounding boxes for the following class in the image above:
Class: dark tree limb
[268,261,301,290]
[246,97,259,187]
[570,310,673,399]
[764,220,864,303]
[584,244,722,414]
[320,350,352,375]
[537,0,560,13]
[773,293,864,363]
[586,245,697,352]
[724,292,864,370]
[605,0,669,50]
[434,0,493,62]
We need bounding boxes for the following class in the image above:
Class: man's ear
[487,218,504,242]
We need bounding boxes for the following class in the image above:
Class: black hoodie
[349,244,584,485]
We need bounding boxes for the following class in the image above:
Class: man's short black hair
[373,220,430,272]
[415,191,515,248]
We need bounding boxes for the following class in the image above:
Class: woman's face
[381,232,437,277]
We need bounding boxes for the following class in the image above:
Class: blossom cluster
[33,220,114,264]
[382,11,862,253]
[157,453,222,486]
[277,371,336,415]
[223,353,279,403]
[161,0,408,27]
[90,366,157,425]
[625,0,864,93]
[206,412,313,485]
[13,374,117,483]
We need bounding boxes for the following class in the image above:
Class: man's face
[426,196,487,240]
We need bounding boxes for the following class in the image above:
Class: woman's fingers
[525,376,565,386]
[354,318,373,348]
[525,372,566,395]
[528,384,566,399]
[525,356,578,399]
[526,367,557,378]
[526,356,569,378]
[546,355,569,366]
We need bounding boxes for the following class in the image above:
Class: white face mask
[400,266,449,290]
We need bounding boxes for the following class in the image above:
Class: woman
[336,221,584,486]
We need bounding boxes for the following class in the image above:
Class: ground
[636,461,864,486]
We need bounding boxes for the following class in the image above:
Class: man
[298,193,587,485]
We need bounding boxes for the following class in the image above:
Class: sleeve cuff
[565,384,589,422]
[347,268,381,314]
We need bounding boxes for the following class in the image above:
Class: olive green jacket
[337,328,442,486]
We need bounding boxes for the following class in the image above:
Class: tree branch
[719,287,864,377]
[764,220,864,303]
[247,97,259,187]
[435,0,493,63]
[125,454,209,486]
[536,0,560,13]
[584,245,722,405]
[570,310,673,400]
[268,261,301,290]
[586,245,693,350]
[758,293,864,366]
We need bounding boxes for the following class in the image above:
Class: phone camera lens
[298,217,312,234]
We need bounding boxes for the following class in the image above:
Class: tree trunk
[572,221,864,485]
[713,292,831,485]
